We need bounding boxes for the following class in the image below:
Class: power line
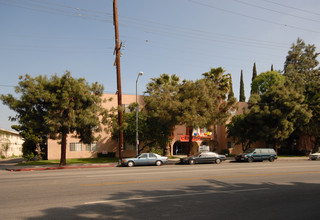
[0,0,112,22]
[263,0,320,17]
[188,0,320,34]
[2,0,292,50]
[234,0,320,24]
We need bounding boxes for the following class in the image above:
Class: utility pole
[113,0,123,163]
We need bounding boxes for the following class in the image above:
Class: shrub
[23,152,35,161]
[97,152,116,158]
[149,147,164,155]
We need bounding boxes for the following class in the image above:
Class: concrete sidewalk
[0,156,310,172]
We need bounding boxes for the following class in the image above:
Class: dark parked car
[180,151,227,165]
[235,148,277,162]
[122,153,168,167]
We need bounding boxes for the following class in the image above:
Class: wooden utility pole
[113,0,123,163]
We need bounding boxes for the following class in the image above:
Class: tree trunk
[165,144,171,156]
[36,143,41,160]
[213,125,219,152]
[59,130,67,166]
[188,127,193,156]
[274,141,278,155]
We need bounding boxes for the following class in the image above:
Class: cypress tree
[271,64,274,71]
[250,62,257,94]
[228,75,234,100]
[239,70,246,102]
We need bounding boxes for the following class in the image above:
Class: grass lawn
[16,157,118,166]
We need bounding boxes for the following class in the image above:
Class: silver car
[309,152,320,160]
[122,153,168,167]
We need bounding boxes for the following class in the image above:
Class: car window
[254,149,261,154]
[260,149,267,154]
[139,154,147,159]
[149,153,156,159]
[268,149,276,154]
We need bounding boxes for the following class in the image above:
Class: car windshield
[244,148,255,153]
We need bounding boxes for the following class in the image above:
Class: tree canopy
[284,38,320,91]
[1,71,108,165]
[250,71,285,96]
[246,82,311,151]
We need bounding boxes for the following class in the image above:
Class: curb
[6,164,116,172]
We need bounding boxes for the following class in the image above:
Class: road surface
[1,160,319,219]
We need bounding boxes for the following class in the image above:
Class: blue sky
[1,0,320,131]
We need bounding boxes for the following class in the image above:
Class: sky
[1,0,320,131]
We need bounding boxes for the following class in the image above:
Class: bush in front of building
[97,152,116,158]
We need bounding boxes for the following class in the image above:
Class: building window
[70,143,82,151]
[85,143,97,151]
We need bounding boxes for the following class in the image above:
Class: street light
[136,72,143,157]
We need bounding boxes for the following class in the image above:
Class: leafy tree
[1,72,108,166]
[239,70,246,102]
[284,38,320,152]
[178,67,236,156]
[250,63,258,94]
[11,124,46,160]
[250,71,285,96]
[177,79,214,156]
[143,73,181,155]
[247,82,312,152]
[202,67,236,149]
[301,82,320,152]
[227,114,253,152]
[228,75,234,100]
[284,38,320,91]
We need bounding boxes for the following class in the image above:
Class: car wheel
[189,159,195,165]
[248,157,254,163]
[155,160,163,166]
[269,157,275,162]
[215,158,222,164]
[127,161,134,167]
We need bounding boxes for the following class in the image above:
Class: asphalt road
[1,160,319,220]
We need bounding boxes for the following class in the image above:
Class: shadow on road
[25,180,319,220]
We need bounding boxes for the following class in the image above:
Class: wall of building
[0,129,23,158]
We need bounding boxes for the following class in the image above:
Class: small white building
[0,128,23,158]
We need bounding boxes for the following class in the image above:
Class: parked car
[309,152,320,160]
[122,153,168,167]
[235,148,277,162]
[180,151,227,165]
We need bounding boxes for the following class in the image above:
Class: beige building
[47,94,248,160]
[0,129,23,158]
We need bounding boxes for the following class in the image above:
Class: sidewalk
[0,156,310,172]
